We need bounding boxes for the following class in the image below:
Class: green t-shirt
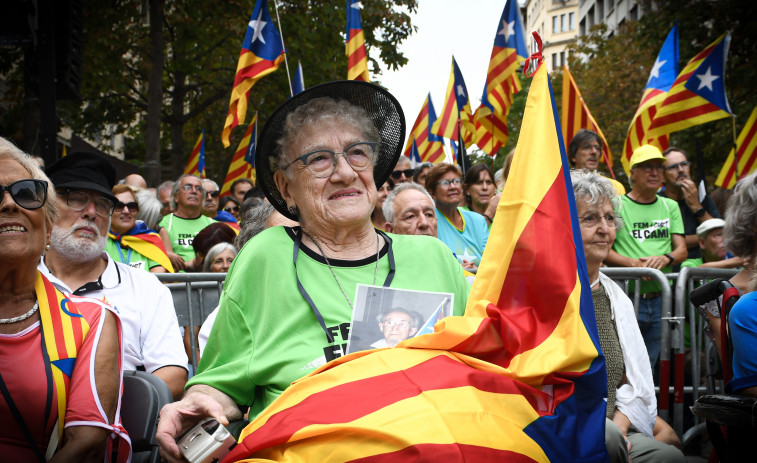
[681,257,703,269]
[612,195,684,293]
[105,237,160,271]
[189,226,470,418]
[157,213,216,261]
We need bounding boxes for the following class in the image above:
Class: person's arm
[680,179,715,223]
[149,265,168,273]
[482,192,501,224]
[684,234,700,250]
[670,233,688,264]
[51,309,120,462]
[653,416,681,448]
[700,256,746,269]
[160,228,187,271]
[157,385,242,463]
[154,366,189,400]
[605,249,641,268]
[611,409,633,453]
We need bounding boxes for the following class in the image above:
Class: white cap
[696,218,726,238]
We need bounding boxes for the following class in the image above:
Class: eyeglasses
[0,179,48,210]
[181,184,204,193]
[664,161,689,172]
[437,178,462,188]
[57,190,115,217]
[115,200,139,213]
[206,190,220,198]
[284,142,377,178]
[224,206,239,213]
[634,163,664,173]
[390,168,415,180]
[383,319,412,329]
[579,213,618,229]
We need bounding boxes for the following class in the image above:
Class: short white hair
[382,183,434,225]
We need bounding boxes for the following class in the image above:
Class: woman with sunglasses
[219,196,241,221]
[0,138,130,461]
[106,184,173,273]
[425,163,489,270]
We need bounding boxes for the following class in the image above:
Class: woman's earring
[288,206,299,219]
[45,243,51,251]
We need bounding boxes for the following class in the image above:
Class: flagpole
[273,0,293,97]
[732,115,739,180]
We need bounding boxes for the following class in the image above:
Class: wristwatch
[664,253,674,265]
[695,207,706,219]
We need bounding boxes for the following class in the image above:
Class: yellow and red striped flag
[715,106,757,189]
[183,131,205,178]
[221,113,257,196]
[225,47,607,463]
[346,0,370,82]
[472,77,518,156]
[402,94,445,164]
[621,24,678,175]
[561,66,614,171]
[431,57,477,147]
[647,33,732,139]
[221,0,284,147]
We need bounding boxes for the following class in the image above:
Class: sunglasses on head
[390,168,414,180]
[0,179,48,210]
[115,200,139,213]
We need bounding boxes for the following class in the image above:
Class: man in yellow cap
[606,144,687,375]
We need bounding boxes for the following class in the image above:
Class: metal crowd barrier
[674,267,739,429]
[599,268,677,428]
[157,273,227,370]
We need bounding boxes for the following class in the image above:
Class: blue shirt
[728,291,757,392]
[435,207,489,266]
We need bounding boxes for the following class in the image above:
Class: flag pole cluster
[224,36,608,463]
[346,0,370,82]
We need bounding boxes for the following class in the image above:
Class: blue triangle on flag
[52,358,76,378]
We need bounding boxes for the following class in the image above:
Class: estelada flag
[221,113,258,196]
[561,66,614,172]
[346,0,370,82]
[647,33,732,139]
[183,131,205,178]
[221,0,284,147]
[622,24,678,175]
[715,106,757,189]
[402,93,445,164]
[224,40,607,463]
[108,222,174,273]
[431,56,477,147]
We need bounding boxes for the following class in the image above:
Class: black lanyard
[292,228,395,343]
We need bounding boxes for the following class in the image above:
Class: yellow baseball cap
[630,145,666,168]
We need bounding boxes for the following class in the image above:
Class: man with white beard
[39,152,188,399]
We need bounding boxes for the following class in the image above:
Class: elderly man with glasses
[39,152,188,399]
[158,174,217,271]
[605,145,687,376]
[658,147,721,260]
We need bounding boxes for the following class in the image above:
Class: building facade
[524,0,579,72]
[577,0,647,37]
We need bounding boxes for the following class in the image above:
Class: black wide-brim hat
[255,80,406,221]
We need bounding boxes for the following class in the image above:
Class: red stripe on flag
[349,443,539,462]
[44,283,71,358]
[650,101,722,127]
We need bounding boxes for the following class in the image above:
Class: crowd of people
[1,79,755,462]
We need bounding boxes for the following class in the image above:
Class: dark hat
[45,151,117,201]
[255,80,406,221]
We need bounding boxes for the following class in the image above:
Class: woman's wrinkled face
[0,158,49,264]
[210,249,235,273]
[275,120,377,229]
[577,197,616,267]
[432,170,463,208]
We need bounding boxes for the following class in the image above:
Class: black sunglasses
[0,179,48,210]
[224,206,240,213]
[114,200,139,213]
[207,190,220,198]
[390,168,414,180]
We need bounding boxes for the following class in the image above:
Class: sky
[376,0,515,146]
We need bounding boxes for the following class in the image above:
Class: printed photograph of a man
[371,308,423,348]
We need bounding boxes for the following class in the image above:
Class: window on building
[569,12,575,30]
[588,6,595,28]
[630,5,639,21]
[560,51,566,67]
[561,14,566,32]
[607,0,614,9]
[597,0,604,19]
[552,15,558,33]
[552,53,558,70]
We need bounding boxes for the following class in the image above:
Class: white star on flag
[456,84,466,98]
[351,1,363,9]
[695,67,720,91]
[649,58,666,79]
[498,20,515,41]
[248,9,267,45]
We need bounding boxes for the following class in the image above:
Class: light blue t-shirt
[435,207,489,266]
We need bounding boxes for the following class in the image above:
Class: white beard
[50,221,108,264]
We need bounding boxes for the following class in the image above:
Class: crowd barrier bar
[674,267,738,429]
[157,273,227,370]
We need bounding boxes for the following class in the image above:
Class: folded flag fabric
[108,222,174,273]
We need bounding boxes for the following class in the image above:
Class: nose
[82,199,98,219]
[330,152,358,180]
[0,190,18,211]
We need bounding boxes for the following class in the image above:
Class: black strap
[0,370,47,463]
[293,228,395,343]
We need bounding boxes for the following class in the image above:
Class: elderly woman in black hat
[157,81,471,461]
[0,138,129,461]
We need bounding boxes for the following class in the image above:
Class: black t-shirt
[658,191,721,259]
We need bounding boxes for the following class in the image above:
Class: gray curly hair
[570,169,622,229]
[724,171,757,258]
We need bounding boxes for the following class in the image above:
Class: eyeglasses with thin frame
[181,183,204,193]
[390,168,414,180]
[114,200,139,213]
[284,142,377,178]
[383,319,412,329]
[664,161,689,172]
[0,179,48,210]
[437,178,462,188]
[634,163,664,173]
[57,190,115,217]
[579,213,619,229]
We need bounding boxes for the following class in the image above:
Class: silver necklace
[0,301,39,324]
[306,232,380,309]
